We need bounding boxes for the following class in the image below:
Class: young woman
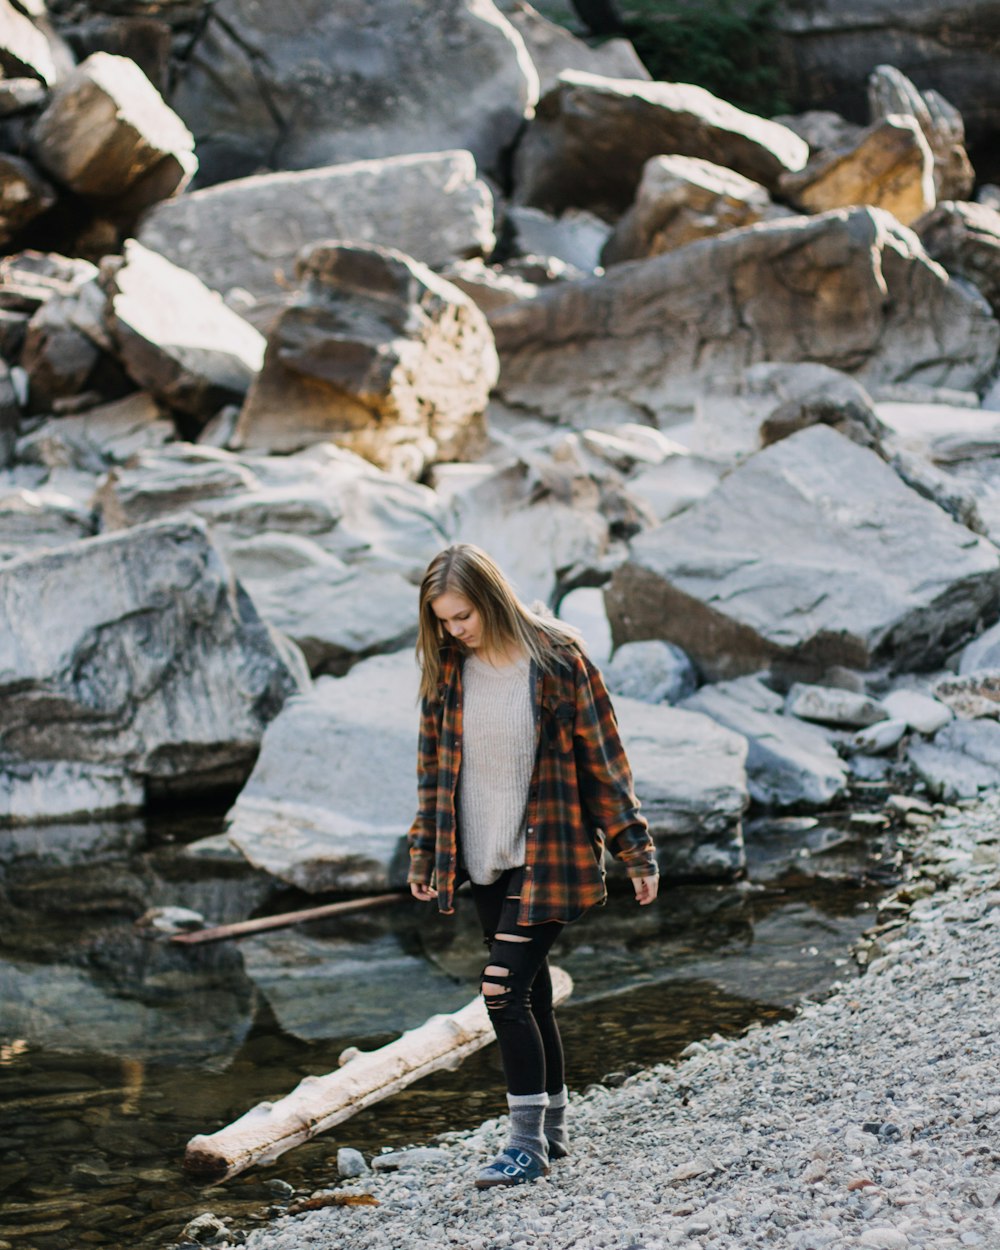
[408,543,659,1189]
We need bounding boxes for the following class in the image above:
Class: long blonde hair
[416,544,582,701]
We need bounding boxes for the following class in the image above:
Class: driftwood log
[170,892,405,945]
[184,967,574,1182]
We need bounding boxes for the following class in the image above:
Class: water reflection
[0,809,896,1249]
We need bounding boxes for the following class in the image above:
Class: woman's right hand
[410,881,438,901]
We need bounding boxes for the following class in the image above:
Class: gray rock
[909,719,1000,799]
[169,0,536,184]
[681,677,848,809]
[613,697,749,879]
[500,0,648,95]
[876,400,1000,466]
[512,70,808,216]
[0,77,47,116]
[605,640,698,704]
[779,114,935,227]
[849,718,908,755]
[603,155,789,267]
[95,441,451,579]
[336,1148,369,1179]
[785,683,888,728]
[438,258,539,315]
[22,392,175,467]
[232,243,495,478]
[0,153,55,247]
[959,620,1000,675]
[0,358,20,468]
[933,672,1000,720]
[888,449,986,534]
[507,206,611,273]
[489,208,1000,427]
[752,363,885,453]
[0,487,95,560]
[0,517,307,824]
[771,109,863,156]
[916,200,1000,318]
[882,689,953,735]
[371,1148,452,1172]
[136,150,496,327]
[606,426,1000,681]
[31,52,197,213]
[99,240,265,422]
[867,64,974,201]
[20,291,108,415]
[225,651,421,893]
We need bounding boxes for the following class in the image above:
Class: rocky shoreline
[220,795,1000,1250]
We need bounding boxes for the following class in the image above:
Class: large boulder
[605,425,1000,681]
[603,155,788,266]
[30,52,197,213]
[0,517,308,825]
[867,65,974,201]
[772,1,1000,154]
[681,677,848,809]
[232,243,496,478]
[168,0,537,185]
[99,240,265,422]
[489,207,1000,426]
[226,650,750,892]
[778,114,935,227]
[512,70,809,217]
[916,201,1000,317]
[136,151,496,327]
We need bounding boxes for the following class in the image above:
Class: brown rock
[603,155,788,266]
[0,153,56,246]
[512,70,809,217]
[233,243,497,479]
[867,64,974,202]
[30,51,197,213]
[779,114,935,226]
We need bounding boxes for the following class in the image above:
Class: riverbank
[233,796,1000,1250]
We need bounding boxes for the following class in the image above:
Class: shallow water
[0,809,901,1249]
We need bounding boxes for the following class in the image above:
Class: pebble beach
[230,797,1000,1250]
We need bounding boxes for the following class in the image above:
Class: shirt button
[527,826,534,834]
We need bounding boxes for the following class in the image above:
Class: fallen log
[184,966,573,1182]
[170,891,405,945]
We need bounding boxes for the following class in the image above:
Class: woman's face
[431,590,482,649]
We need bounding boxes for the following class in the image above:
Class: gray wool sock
[545,1086,569,1158]
[506,1092,549,1162]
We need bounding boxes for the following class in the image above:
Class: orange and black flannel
[407,641,659,925]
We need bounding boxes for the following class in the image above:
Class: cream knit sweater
[457,652,535,885]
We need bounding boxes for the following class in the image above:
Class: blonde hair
[416,544,582,701]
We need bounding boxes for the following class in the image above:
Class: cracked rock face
[167,0,537,185]
[605,425,1000,682]
[0,517,307,825]
[489,207,1000,427]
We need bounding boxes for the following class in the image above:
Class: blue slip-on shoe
[475,1147,548,1189]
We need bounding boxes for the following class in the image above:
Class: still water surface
[0,809,900,1249]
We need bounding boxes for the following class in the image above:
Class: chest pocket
[543,698,576,755]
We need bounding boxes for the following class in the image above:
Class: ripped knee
[481,963,513,1010]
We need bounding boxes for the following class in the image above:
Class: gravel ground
[231,796,1000,1250]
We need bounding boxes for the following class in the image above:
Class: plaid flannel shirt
[407,641,658,925]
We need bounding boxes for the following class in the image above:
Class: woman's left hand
[632,874,659,906]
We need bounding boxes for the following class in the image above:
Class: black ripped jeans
[469,866,565,1097]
